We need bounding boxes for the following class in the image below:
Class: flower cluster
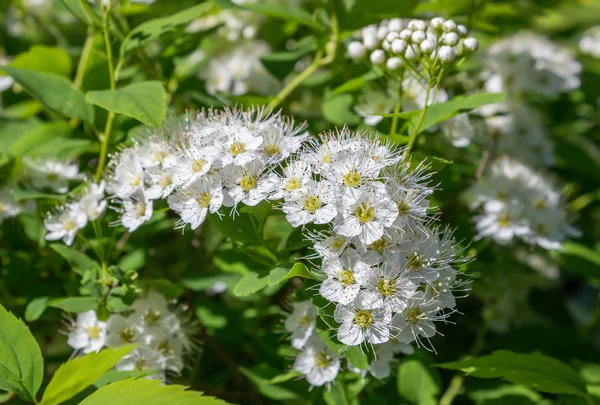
[284,301,414,387]
[67,290,194,381]
[44,182,107,246]
[347,17,479,71]
[579,26,600,58]
[466,156,579,249]
[484,32,581,95]
[105,108,307,232]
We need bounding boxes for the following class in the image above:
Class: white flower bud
[439,45,457,62]
[399,29,413,41]
[442,20,457,33]
[457,24,468,38]
[420,39,436,54]
[411,30,427,44]
[383,32,399,51]
[363,32,378,50]
[408,19,427,31]
[430,17,445,31]
[388,18,403,32]
[347,41,366,59]
[426,31,437,41]
[463,37,479,52]
[377,26,389,40]
[386,32,400,43]
[386,56,403,71]
[405,45,419,60]
[443,32,460,46]
[391,39,408,55]
[370,49,386,65]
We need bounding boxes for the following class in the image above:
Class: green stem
[390,79,404,136]
[404,81,433,159]
[263,51,323,115]
[70,28,96,128]
[95,0,116,183]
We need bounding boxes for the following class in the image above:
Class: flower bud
[388,18,403,32]
[463,37,479,52]
[386,57,403,71]
[405,45,419,60]
[377,26,389,40]
[420,39,436,54]
[391,39,408,55]
[429,17,445,31]
[370,49,386,65]
[443,32,460,46]
[442,20,457,33]
[408,19,427,31]
[399,29,413,41]
[457,24,468,38]
[411,30,427,44]
[347,41,366,59]
[439,45,457,62]
[363,32,378,50]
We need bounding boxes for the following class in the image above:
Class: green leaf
[260,38,316,80]
[233,272,269,297]
[24,297,49,322]
[345,346,370,370]
[119,2,214,57]
[3,67,94,123]
[562,242,600,268]
[8,122,72,157]
[85,81,167,127]
[336,0,418,30]
[322,92,360,126]
[11,187,66,203]
[0,303,43,402]
[333,70,382,94]
[78,378,231,405]
[48,296,98,313]
[268,262,316,286]
[437,351,588,396]
[40,345,136,405]
[215,0,326,32]
[50,244,102,275]
[10,45,72,76]
[93,370,152,389]
[397,358,440,405]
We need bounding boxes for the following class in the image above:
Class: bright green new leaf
[11,187,66,203]
[93,370,153,389]
[10,45,72,76]
[50,243,102,275]
[120,2,215,57]
[48,296,98,313]
[0,303,43,402]
[25,296,50,322]
[85,81,167,127]
[397,358,440,405]
[39,345,136,405]
[233,272,269,297]
[78,378,231,405]
[437,351,588,396]
[345,346,370,370]
[3,67,94,123]
[268,262,317,286]
[8,122,72,157]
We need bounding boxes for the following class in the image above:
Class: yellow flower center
[343,170,361,187]
[406,307,421,323]
[408,253,423,269]
[314,350,332,368]
[87,325,100,339]
[398,200,410,216]
[497,213,511,228]
[300,314,312,327]
[0,202,5,212]
[154,150,167,162]
[355,203,375,223]
[533,199,547,210]
[378,278,396,296]
[130,173,142,187]
[135,359,149,371]
[63,218,77,231]
[240,175,256,191]
[322,154,332,164]
[191,159,206,173]
[158,174,172,189]
[285,177,301,192]
[338,269,354,286]
[264,144,280,157]
[370,237,387,253]
[230,141,246,156]
[354,310,373,328]
[144,309,161,325]
[158,341,172,355]
[135,203,146,218]
[304,196,321,213]
[331,237,346,251]
[197,193,211,208]
[46,173,58,182]
[119,328,135,343]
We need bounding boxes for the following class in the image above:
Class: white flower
[168,176,223,230]
[25,158,80,193]
[167,139,220,188]
[334,186,398,244]
[107,149,145,199]
[580,26,600,58]
[391,292,441,347]
[293,336,341,387]
[282,180,337,227]
[354,87,398,126]
[222,160,276,208]
[441,113,474,148]
[284,301,317,350]
[320,249,370,305]
[334,303,392,346]
[106,314,139,347]
[358,263,416,312]
[271,160,313,200]
[119,188,153,232]
[116,346,165,380]
[67,310,107,354]
[144,166,176,200]
[0,187,21,224]
[80,181,107,221]
[45,203,87,246]
[219,127,263,167]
